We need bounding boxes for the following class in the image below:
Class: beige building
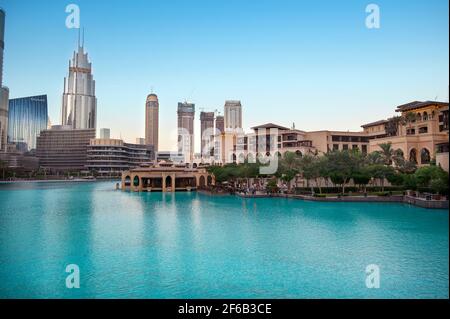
[121,162,213,192]
[145,93,159,153]
[192,100,449,173]
[305,130,369,154]
[362,101,449,170]
[224,100,242,132]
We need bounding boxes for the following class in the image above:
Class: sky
[1,0,449,151]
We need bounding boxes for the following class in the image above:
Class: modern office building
[0,86,7,151]
[224,100,242,132]
[145,93,159,153]
[200,111,214,158]
[99,128,110,139]
[36,125,96,172]
[7,95,48,151]
[0,150,39,172]
[0,8,8,152]
[86,138,154,176]
[61,37,97,130]
[215,115,224,134]
[177,102,195,163]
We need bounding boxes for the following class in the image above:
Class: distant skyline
[1,0,449,152]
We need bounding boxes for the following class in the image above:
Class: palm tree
[378,142,394,165]
[279,152,301,191]
[402,112,417,127]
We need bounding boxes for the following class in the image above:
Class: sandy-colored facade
[362,101,449,170]
[194,100,449,173]
[121,162,213,192]
[145,93,159,153]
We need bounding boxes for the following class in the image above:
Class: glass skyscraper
[8,95,48,151]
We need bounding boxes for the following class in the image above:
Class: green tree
[352,167,371,192]
[0,160,8,180]
[278,152,301,191]
[415,166,449,194]
[324,150,362,194]
[301,154,326,194]
[368,164,395,192]
[367,151,384,165]
[266,179,279,194]
[378,142,395,165]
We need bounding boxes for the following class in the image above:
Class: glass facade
[8,95,48,151]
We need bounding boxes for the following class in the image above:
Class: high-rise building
[0,86,8,151]
[100,128,110,139]
[145,93,159,152]
[224,100,242,132]
[36,125,96,172]
[215,115,224,134]
[7,95,48,151]
[177,102,195,163]
[200,111,214,158]
[0,8,5,87]
[0,9,9,152]
[61,36,97,130]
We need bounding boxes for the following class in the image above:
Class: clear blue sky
[1,0,448,151]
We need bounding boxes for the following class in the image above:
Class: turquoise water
[0,181,448,299]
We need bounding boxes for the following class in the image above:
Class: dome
[146,93,158,102]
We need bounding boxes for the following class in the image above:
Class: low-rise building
[305,130,369,154]
[86,138,154,176]
[362,101,449,169]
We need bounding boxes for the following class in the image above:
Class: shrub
[375,191,390,197]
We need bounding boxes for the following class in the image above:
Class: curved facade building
[8,95,48,151]
[86,138,154,176]
[61,44,97,129]
[145,93,159,153]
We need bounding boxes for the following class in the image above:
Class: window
[342,144,349,150]
[331,136,340,142]
[420,148,431,164]
[333,144,339,151]
[409,149,418,164]
[362,145,367,154]
[352,145,358,150]
[406,128,415,135]
[418,126,428,134]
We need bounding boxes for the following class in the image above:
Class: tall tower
[200,111,214,158]
[145,93,159,153]
[215,115,224,134]
[177,102,195,163]
[0,8,9,152]
[0,8,5,87]
[61,32,97,130]
[224,100,242,132]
